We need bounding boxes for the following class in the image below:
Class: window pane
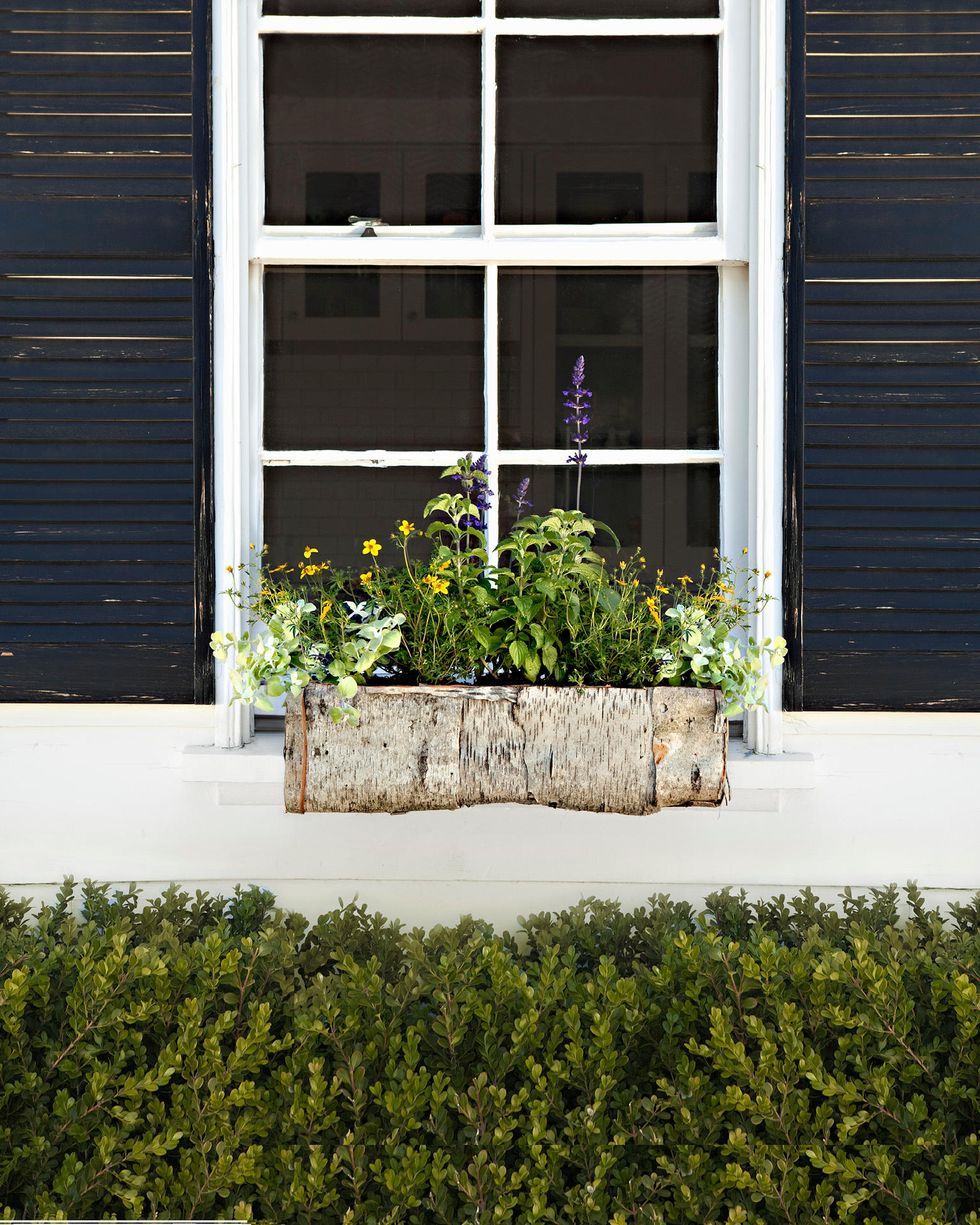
[500,269,717,450]
[264,268,485,451]
[499,465,718,580]
[265,467,446,570]
[497,38,717,225]
[499,0,715,13]
[266,1,476,11]
[265,37,481,225]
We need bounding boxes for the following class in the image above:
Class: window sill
[181,737,815,807]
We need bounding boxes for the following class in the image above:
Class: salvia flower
[511,475,532,518]
[454,452,494,530]
[563,354,591,510]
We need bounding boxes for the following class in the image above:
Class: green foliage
[215,462,787,715]
[211,593,404,720]
[1,881,977,1222]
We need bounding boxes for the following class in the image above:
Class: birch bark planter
[284,684,727,815]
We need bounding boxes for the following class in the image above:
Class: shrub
[0,881,977,1223]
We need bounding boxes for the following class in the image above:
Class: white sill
[181,736,815,797]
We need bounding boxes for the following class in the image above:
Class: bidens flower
[359,570,373,586]
[362,539,382,557]
[303,546,318,559]
[423,575,450,595]
[398,520,415,537]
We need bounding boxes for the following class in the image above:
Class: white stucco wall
[2,706,978,926]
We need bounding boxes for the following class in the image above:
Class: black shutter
[0,0,212,702]
[785,0,980,711]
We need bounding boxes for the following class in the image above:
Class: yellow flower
[398,520,415,537]
[362,539,382,557]
[225,565,233,573]
[678,574,693,585]
[303,545,318,560]
[359,571,373,586]
[249,543,256,551]
[639,556,647,565]
[437,560,451,572]
[657,584,669,595]
[618,560,627,570]
[764,569,773,579]
[423,574,450,595]
[318,599,333,623]
[742,547,749,555]
[645,596,662,626]
[632,579,640,588]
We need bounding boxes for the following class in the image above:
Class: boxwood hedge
[0,881,977,1223]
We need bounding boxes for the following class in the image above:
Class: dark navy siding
[0,0,211,702]
[786,0,980,711]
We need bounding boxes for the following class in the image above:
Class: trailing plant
[0,880,977,1222]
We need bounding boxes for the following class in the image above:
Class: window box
[284,682,726,814]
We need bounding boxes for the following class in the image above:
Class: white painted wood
[745,0,787,755]
[718,0,751,261]
[253,233,732,267]
[212,0,258,749]
[0,705,213,730]
[785,711,980,737]
[483,266,501,557]
[3,717,978,895]
[260,448,723,468]
[256,16,723,37]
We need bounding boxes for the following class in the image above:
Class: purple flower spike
[457,452,493,530]
[511,475,532,518]
[562,355,591,510]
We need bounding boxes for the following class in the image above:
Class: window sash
[215,0,758,732]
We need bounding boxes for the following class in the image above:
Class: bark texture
[285,685,727,815]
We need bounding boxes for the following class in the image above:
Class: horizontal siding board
[0,0,207,702]
[789,1,980,709]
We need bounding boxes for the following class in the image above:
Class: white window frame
[212,0,785,755]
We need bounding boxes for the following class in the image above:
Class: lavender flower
[563,354,591,511]
[511,475,532,518]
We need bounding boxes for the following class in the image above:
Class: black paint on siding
[0,0,212,703]
[785,0,980,711]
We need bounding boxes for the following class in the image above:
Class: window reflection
[497,38,717,226]
[265,37,481,226]
[265,269,485,451]
[499,269,718,451]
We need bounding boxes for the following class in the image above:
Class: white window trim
[212,0,786,755]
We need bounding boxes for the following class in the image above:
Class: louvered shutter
[786,0,980,711]
[0,0,211,702]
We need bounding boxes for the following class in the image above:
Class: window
[213,0,784,749]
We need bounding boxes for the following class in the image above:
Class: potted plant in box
[213,359,786,814]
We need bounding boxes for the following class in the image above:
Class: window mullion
[484,266,501,557]
[482,1,499,553]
